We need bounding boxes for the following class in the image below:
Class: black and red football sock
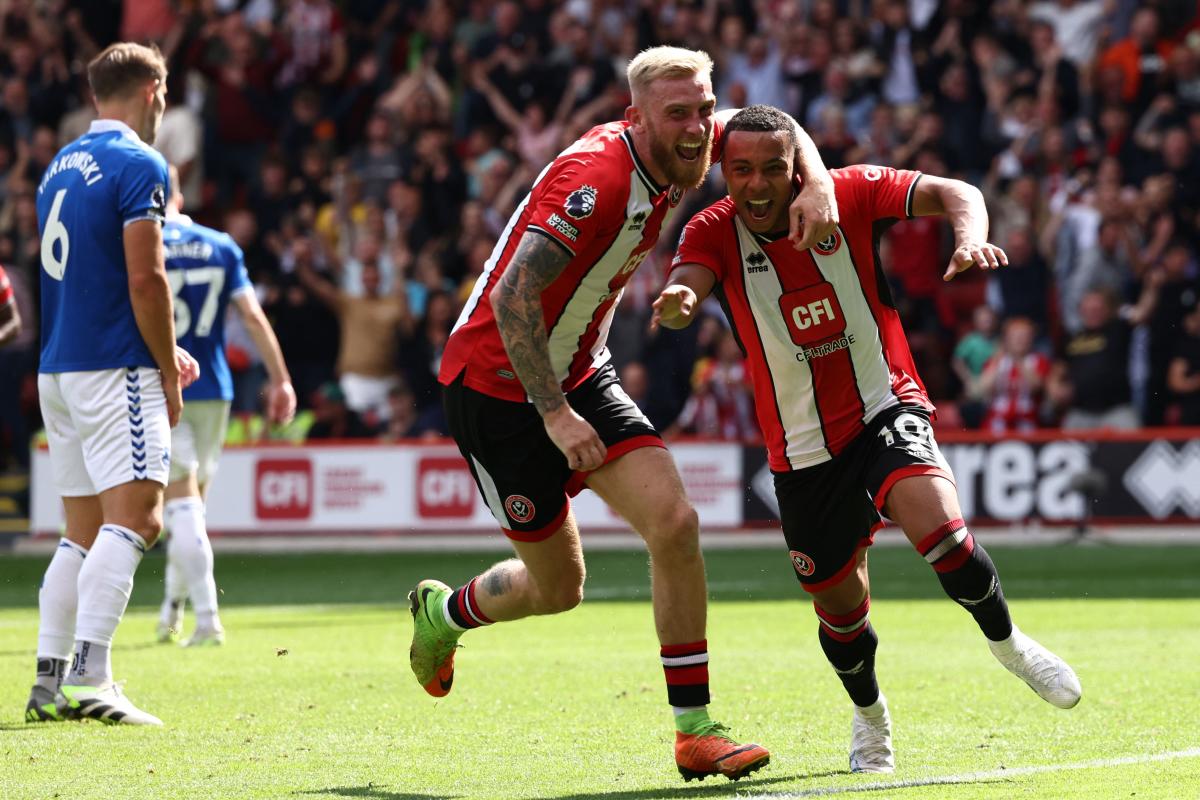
[916,519,1013,642]
[815,596,880,708]
[444,577,494,631]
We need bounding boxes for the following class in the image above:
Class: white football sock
[68,524,146,686]
[37,538,88,662]
[165,497,220,630]
[160,504,188,630]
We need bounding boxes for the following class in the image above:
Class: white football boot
[56,682,163,726]
[849,694,895,773]
[988,626,1082,709]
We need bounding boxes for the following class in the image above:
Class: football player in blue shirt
[155,166,296,648]
[27,43,199,726]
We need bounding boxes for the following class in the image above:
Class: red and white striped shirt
[982,352,1049,433]
[672,165,933,471]
[0,265,12,307]
[439,120,724,402]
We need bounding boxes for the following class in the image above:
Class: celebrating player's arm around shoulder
[659,104,1080,777]
[27,42,188,728]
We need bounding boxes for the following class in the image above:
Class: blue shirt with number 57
[37,119,169,374]
[164,215,253,402]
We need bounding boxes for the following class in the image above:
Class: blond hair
[88,42,167,101]
[626,46,713,104]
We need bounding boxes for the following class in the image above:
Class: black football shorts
[773,405,954,592]
[443,363,662,541]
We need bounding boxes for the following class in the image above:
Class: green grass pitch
[1,542,1198,799]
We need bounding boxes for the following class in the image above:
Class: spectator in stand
[397,287,454,424]
[263,239,340,408]
[980,317,1050,434]
[952,306,999,429]
[379,380,441,441]
[5,0,1200,455]
[666,327,757,441]
[1028,0,1108,69]
[153,88,203,209]
[1144,240,1200,425]
[1059,219,1143,335]
[298,252,412,425]
[0,264,19,347]
[989,227,1051,331]
[307,382,376,440]
[185,12,285,204]
[349,111,404,205]
[1098,8,1175,114]
[471,63,585,171]
[1048,281,1162,430]
[277,0,348,90]
[1168,302,1200,425]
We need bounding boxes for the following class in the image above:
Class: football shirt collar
[88,119,141,141]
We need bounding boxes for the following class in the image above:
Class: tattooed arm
[491,231,608,471]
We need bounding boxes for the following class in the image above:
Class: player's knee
[549,581,585,613]
[121,507,164,548]
[536,576,584,614]
[643,502,700,560]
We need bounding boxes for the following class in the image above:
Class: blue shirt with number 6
[37,119,169,373]
[163,215,252,401]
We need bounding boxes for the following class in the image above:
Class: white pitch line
[738,748,1200,798]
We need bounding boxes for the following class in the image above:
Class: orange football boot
[675,721,770,782]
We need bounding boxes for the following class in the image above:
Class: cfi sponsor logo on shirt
[565,185,597,219]
[779,281,850,354]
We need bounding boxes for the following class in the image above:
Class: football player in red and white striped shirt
[656,105,1081,774]
[409,51,841,781]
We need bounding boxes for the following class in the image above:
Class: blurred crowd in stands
[3,0,1200,466]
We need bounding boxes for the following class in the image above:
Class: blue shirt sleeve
[118,148,169,227]
[225,236,253,296]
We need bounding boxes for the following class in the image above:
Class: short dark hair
[724,105,798,151]
[87,42,167,101]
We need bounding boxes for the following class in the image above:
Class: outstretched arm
[652,264,716,330]
[295,260,342,310]
[472,66,525,134]
[910,175,1009,281]
[491,232,607,471]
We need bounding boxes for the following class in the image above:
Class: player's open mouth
[747,198,772,222]
[676,142,702,161]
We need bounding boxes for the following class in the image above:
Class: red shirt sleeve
[670,200,734,282]
[524,156,626,256]
[834,165,923,222]
[0,266,12,306]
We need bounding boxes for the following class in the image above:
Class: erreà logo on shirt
[565,185,597,219]
[746,252,769,274]
[779,281,847,347]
